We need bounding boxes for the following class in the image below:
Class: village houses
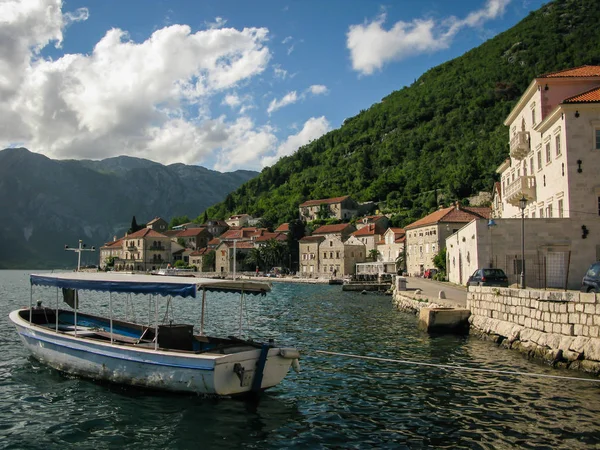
[299,196,359,222]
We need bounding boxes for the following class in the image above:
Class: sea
[1,270,599,449]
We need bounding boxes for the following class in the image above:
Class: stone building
[174,227,213,250]
[405,204,490,276]
[299,236,325,277]
[113,228,173,272]
[377,228,406,266]
[146,217,168,233]
[312,223,356,241]
[299,196,359,222]
[319,235,366,277]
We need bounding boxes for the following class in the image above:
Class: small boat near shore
[9,272,299,397]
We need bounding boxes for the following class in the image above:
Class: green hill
[204,0,600,228]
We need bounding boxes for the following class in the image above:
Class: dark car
[581,262,600,293]
[467,268,509,287]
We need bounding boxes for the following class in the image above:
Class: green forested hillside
[205,0,600,227]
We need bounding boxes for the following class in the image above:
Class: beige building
[299,196,359,222]
[319,235,366,277]
[226,214,251,228]
[299,236,325,277]
[215,240,254,275]
[99,238,124,270]
[312,223,356,241]
[497,65,600,220]
[175,227,212,250]
[377,228,406,265]
[446,218,600,290]
[113,228,173,272]
[405,204,490,276]
[351,222,387,256]
[189,248,212,272]
[146,217,168,233]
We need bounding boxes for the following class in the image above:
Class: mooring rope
[315,350,600,383]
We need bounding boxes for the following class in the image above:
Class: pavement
[399,276,468,308]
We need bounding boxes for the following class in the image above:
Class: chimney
[113,235,117,241]
[455,201,460,210]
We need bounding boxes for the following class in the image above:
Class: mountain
[204,0,600,228]
[0,148,257,269]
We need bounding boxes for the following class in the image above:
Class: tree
[433,247,447,276]
[395,252,405,274]
[201,211,208,224]
[202,251,216,272]
[169,216,190,229]
[244,248,263,271]
[128,216,142,234]
[368,249,380,261]
[104,256,117,270]
[316,204,331,220]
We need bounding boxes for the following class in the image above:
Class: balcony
[505,176,536,206]
[510,131,530,160]
[149,245,165,251]
[127,245,137,251]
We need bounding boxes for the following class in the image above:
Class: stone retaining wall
[468,287,600,374]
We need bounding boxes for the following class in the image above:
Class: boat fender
[292,358,300,373]
[279,348,300,359]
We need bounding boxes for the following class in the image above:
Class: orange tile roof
[190,248,210,256]
[176,227,208,237]
[163,230,179,237]
[395,236,406,244]
[275,223,290,232]
[313,223,355,234]
[299,195,350,207]
[541,65,600,78]
[405,205,490,230]
[127,228,167,238]
[255,232,287,242]
[563,86,600,103]
[300,236,326,243]
[102,238,124,248]
[207,238,221,246]
[352,223,386,237]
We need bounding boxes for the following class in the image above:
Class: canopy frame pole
[29,285,32,324]
[148,295,151,327]
[200,288,206,336]
[74,291,78,337]
[154,295,159,351]
[56,287,59,332]
[238,287,244,338]
[109,292,114,344]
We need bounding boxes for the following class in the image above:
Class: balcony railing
[148,245,165,251]
[505,175,536,206]
[510,131,530,160]
[127,245,137,251]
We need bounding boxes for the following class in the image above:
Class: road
[400,276,468,308]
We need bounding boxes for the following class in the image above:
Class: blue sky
[1,0,546,172]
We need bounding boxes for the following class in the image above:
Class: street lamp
[65,239,96,271]
[487,218,497,268]
[518,196,527,288]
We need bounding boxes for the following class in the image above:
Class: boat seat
[63,330,97,337]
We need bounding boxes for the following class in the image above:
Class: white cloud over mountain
[0,0,330,172]
[347,0,510,75]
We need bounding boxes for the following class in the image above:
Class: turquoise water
[1,270,600,449]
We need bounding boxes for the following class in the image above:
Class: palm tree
[244,248,263,271]
[368,249,380,261]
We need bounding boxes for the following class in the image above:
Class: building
[299,196,359,222]
[405,204,490,276]
[99,237,124,270]
[312,223,357,241]
[274,223,290,234]
[351,222,387,256]
[113,228,173,272]
[299,236,325,277]
[496,65,600,220]
[201,220,229,238]
[226,214,251,228]
[174,227,213,250]
[146,217,168,233]
[319,235,366,277]
[189,248,212,272]
[355,215,389,230]
[376,228,406,267]
[215,240,255,274]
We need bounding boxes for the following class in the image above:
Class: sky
[0,0,547,172]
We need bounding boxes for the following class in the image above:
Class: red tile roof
[299,195,350,208]
[220,241,254,249]
[541,65,600,78]
[275,223,290,232]
[255,232,287,242]
[352,223,386,237]
[102,238,124,248]
[312,223,355,235]
[176,227,208,237]
[405,205,490,230]
[190,248,210,256]
[563,86,600,103]
[300,236,326,243]
[207,238,221,246]
[127,228,167,238]
[163,230,179,237]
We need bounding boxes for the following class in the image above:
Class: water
[1,270,600,449]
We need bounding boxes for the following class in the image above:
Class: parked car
[466,268,509,287]
[581,262,600,293]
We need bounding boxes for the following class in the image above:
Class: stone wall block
[568,313,579,324]
[590,326,600,338]
[563,291,579,303]
[552,323,562,334]
[582,339,600,362]
[574,324,584,336]
[561,324,574,336]
[575,304,584,312]
[585,304,596,314]
[581,293,596,304]
[568,303,576,313]
[559,304,567,314]
[525,317,532,328]
[583,325,590,336]
[570,336,590,353]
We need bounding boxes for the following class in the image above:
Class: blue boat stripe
[19,332,214,371]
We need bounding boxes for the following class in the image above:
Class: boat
[9,272,299,397]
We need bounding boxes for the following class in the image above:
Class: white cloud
[267,91,298,115]
[261,116,331,167]
[273,64,288,79]
[308,84,328,95]
[347,0,510,75]
[205,16,228,29]
[0,0,273,168]
[222,93,241,108]
[282,36,293,44]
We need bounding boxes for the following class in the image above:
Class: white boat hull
[10,310,295,396]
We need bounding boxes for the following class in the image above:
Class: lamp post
[518,196,527,289]
[487,218,497,268]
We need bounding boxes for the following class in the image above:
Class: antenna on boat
[65,239,96,271]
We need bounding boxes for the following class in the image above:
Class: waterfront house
[319,235,366,277]
[299,196,359,222]
[146,217,168,233]
[405,204,490,276]
[113,228,173,272]
[351,222,387,256]
[448,66,600,288]
[377,228,406,266]
[189,248,211,271]
[312,223,357,241]
[99,237,124,270]
[215,240,255,275]
[299,236,325,277]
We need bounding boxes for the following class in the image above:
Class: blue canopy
[31,273,271,298]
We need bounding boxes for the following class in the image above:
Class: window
[555,135,561,155]
[530,157,534,173]
[425,244,429,254]
[432,244,436,253]
[336,251,340,258]
[539,208,544,218]
[545,143,551,163]
[596,129,600,150]
[523,162,527,176]
[598,196,600,216]
[323,252,327,259]
[532,212,536,218]
[531,108,536,125]
[537,151,542,170]
[562,163,565,176]
[546,204,553,218]
[543,175,546,187]
[329,241,333,247]
[558,199,564,218]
